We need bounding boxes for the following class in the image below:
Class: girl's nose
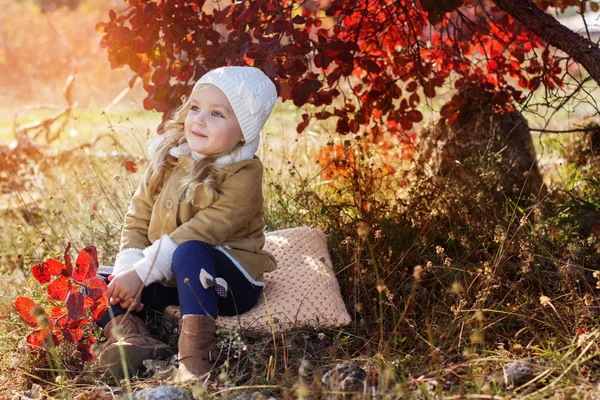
[194,111,207,125]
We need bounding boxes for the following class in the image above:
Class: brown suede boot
[175,314,218,382]
[99,313,170,379]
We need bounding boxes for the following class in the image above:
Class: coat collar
[148,135,260,168]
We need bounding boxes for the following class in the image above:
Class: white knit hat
[150,67,277,166]
[194,66,277,144]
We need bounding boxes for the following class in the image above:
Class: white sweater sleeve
[112,248,145,275]
[133,234,179,285]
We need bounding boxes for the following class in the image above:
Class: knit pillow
[218,227,351,332]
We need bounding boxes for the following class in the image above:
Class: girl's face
[184,84,244,156]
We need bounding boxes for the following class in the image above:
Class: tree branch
[530,126,599,134]
[492,0,600,87]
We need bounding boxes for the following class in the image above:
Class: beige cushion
[218,227,351,332]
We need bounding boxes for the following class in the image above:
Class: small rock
[12,384,42,400]
[141,356,177,379]
[321,362,367,395]
[505,361,534,386]
[122,386,194,400]
[484,361,534,390]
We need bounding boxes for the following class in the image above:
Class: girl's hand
[106,269,144,311]
[114,297,145,312]
[107,275,135,310]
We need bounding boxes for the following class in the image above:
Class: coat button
[165,199,174,209]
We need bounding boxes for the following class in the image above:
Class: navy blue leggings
[97,241,264,327]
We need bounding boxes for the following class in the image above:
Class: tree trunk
[493,0,600,87]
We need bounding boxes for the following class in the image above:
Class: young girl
[98,66,278,382]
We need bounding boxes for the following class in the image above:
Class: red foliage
[317,122,415,183]
[73,246,99,283]
[14,296,60,349]
[14,296,46,328]
[13,245,107,360]
[32,259,64,285]
[97,0,571,176]
[47,276,73,302]
[97,0,567,125]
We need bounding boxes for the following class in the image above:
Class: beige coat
[119,155,277,283]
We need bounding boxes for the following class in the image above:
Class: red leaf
[47,276,72,302]
[125,161,138,173]
[51,306,68,328]
[77,337,97,362]
[440,102,456,119]
[486,59,499,73]
[363,60,381,74]
[84,296,95,308]
[510,60,520,72]
[400,115,413,130]
[143,2,158,16]
[408,93,420,108]
[292,15,305,24]
[315,111,332,120]
[62,327,84,343]
[73,246,99,283]
[86,277,108,301]
[14,297,45,328]
[26,328,55,349]
[408,110,423,123]
[273,20,289,33]
[91,296,108,321]
[66,291,85,322]
[64,243,73,278]
[294,31,310,46]
[297,121,309,134]
[542,47,550,65]
[292,85,310,107]
[336,51,354,64]
[518,76,528,89]
[263,60,277,79]
[406,81,418,92]
[32,259,65,285]
[336,118,350,134]
[315,52,331,70]
[69,318,92,330]
[426,10,445,25]
[51,331,62,347]
[349,119,360,133]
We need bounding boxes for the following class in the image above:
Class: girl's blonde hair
[148,84,243,203]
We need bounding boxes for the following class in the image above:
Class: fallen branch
[530,126,600,134]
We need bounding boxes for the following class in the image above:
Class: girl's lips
[192,131,207,138]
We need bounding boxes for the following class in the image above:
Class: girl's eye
[190,105,200,112]
[212,111,224,118]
